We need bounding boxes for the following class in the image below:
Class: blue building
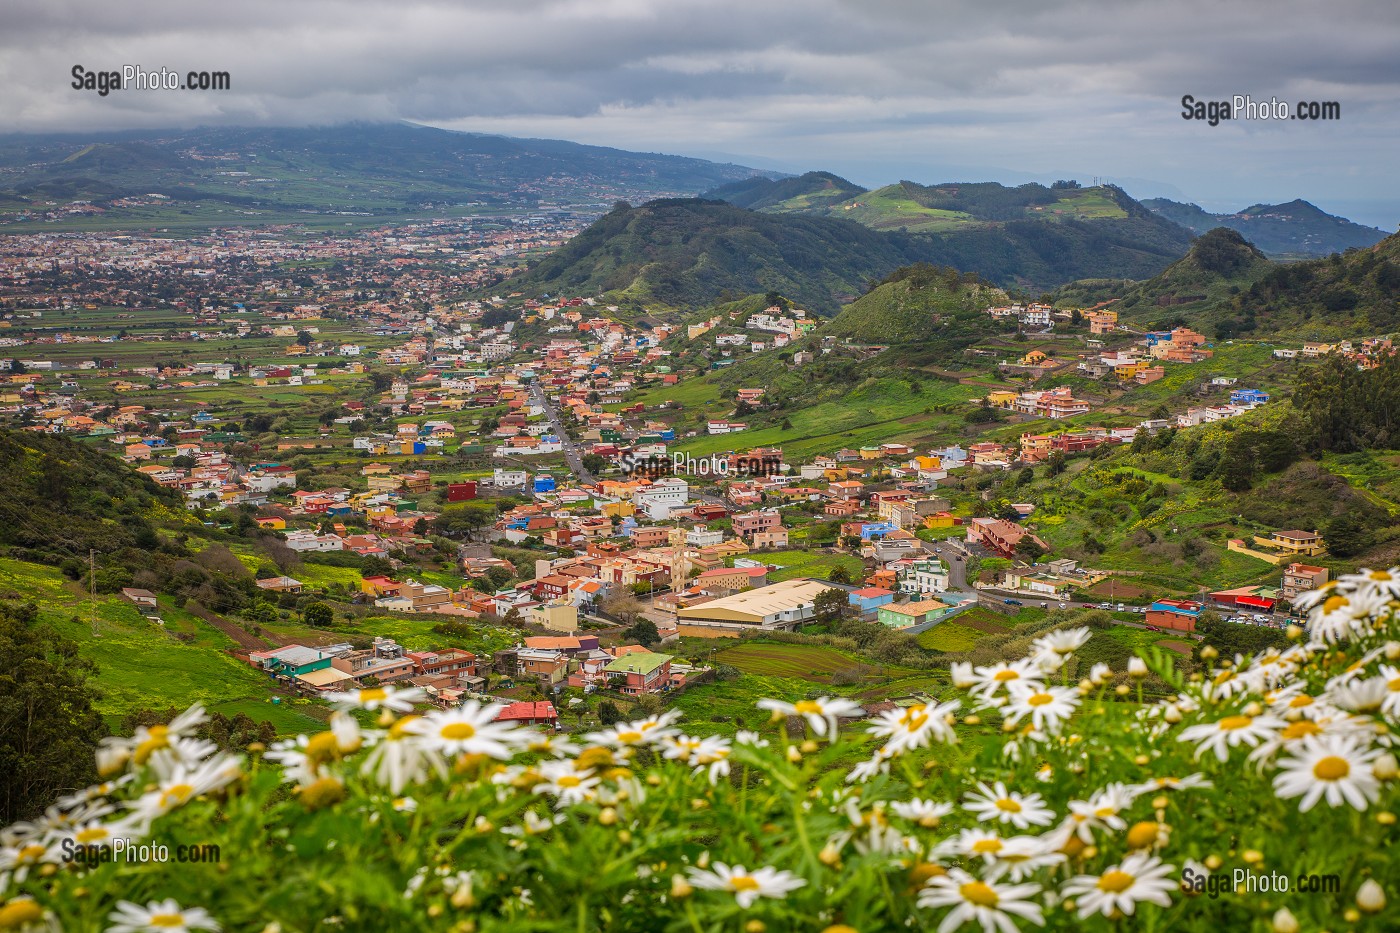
[849,587,896,616]
[533,475,557,494]
[1230,389,1270,406]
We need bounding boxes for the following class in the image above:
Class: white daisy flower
[1003,684,1080,733]
[891,798,954,828]
[1063,852,1177,918]
[984,834,1067,883]
[1032,627,1091,656]
[404,701,521,759]
[1177,712,1286,762]
[866,700,959,753]
[522,732,581,758]
[533,759,601,807]
[1133,773,1212,795]
[1328,677,1389,715]
[323,685,425,713]
[501,810,567,836]
[586,710,683,750]
[846,747,895,784]
[734,730,769,748]
[685,861,806,908]
[950,662,978,689]
[967,660,1043,699]
[129,754,241,821]
[917,867,1044,933]
[1088,662,1112,686]
[361,716,447,794]
[1064,783,1139,843]
[1337,567,1400,601]
[757,696,863,738]
[936,828,1009,863]
[106,898,220,933]
[963,782,1055,829]
[1272,735,1381,812]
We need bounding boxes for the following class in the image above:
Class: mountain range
[1141,198,1388,258]
[0,123,774,215]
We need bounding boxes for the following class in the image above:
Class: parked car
[1005,599,1023,606]
[1058,601,1068,609]
[1116,603,1126,612]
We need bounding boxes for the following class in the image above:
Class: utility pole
[89,549,100,638]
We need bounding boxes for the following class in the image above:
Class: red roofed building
[493,701,559,726]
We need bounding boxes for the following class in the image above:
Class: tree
[1015,535,1047,562]
[597,700,623,725]
[1325,510,1376,558]
[581,453,607,475]
[302,602,333,627]
[827,566,854,585]
[296,330,313,347]
[622,618,661,648]
[1045,451,1067,477]
[814,587,848,624]
[0,602,105,822]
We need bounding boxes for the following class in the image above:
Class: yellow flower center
[440,722,477,741]
[557,775,582,788]
[1389,678,1400,693]
[148,914,187,928]
[1126,822,1160,849]
[1322,595,1349,613]
[1094,806,1117,818]
[0,901,46,927]
[960,881,999,907]
[388,715,420,739]
[1313,756,1351,781]
[1218,715,1253,731]
[1289,695,1314,707]
[75,827,109,844]
[616,731,643,744]
[298,776,346,810]
[1097,870,1135,893]
[133,726,171,765]
[360,687,388,704]
[993,670,1019,682]
[18,844,46,863]
[971,838,1002,854]
[160,783,195,809]
[305,731,342,763]
[994,798,1022,813]
[1027,693,1054,707]
[1371,571,1392,581]
[793,701,824,715]
[730,875,761,892]
[1280,721,1322,740]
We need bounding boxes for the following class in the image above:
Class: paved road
[530,382,595,485]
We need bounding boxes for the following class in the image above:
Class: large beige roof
[677,578,834,625]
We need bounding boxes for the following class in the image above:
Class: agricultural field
[715,641,872,682]
[760,549,865,583]
[0,558,323,734]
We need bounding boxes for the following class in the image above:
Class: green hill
[702,179,1194,289]
[1143,197,1388,259]
[1080,227,1400,339]
[501,198,937,314]
[1104,227,1274,325]
[822,263,1010,343]
[707,171,866,211]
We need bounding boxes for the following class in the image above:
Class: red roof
[853,587,894,598]
[494,701,558,723]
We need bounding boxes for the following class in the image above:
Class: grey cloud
[1,0,1396,224]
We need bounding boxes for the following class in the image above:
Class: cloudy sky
[6,0,1398,227]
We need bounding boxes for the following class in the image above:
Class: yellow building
[530,602,579,634]
[600,500,635,518]
[985,390,1018,409]
[1018,350,1048,367]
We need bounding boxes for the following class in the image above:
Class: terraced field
[716,642,868,681]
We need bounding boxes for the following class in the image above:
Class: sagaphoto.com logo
[1181,94,1339,126]
[72,65,231,97]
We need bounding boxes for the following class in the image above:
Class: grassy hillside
[1104,227,1274,327]
[706,171,865,211]
[500,198,937,314]
[822,263,1010,343]
[1144,197,1388,258]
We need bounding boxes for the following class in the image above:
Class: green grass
[0,558,314,732]
[715,642,868,681]
[915,622,991,652]
[758,550,865,583]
